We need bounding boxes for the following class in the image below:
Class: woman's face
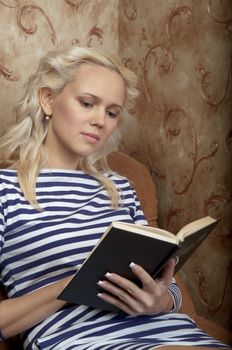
[43,63,126,169]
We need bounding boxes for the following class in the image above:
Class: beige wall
[0,0,231,330]
[118,0,232,330]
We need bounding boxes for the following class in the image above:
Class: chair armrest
[107,151,158,227]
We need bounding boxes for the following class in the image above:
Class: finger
[97,292,135,315]
[97,278,141,315]
[129,262,156,292]
[103,272,147,308]
[157,258,175,286]
[97,278,135,303]
[104,272,141,296]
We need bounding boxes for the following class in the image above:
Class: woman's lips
[81,132,100,144]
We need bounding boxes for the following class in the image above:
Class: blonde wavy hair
[0,46,138,209]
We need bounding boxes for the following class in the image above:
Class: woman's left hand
[97,258,176,315]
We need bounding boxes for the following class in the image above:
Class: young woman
[0,46,229,349]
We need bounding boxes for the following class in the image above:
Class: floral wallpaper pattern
[0,0,231,331]
[118,0,232,330]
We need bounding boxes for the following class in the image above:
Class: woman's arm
[0,276,72,339]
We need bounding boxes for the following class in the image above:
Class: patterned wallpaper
[118,0,232,330]
[0,0,231,330]
[0,0,118,131]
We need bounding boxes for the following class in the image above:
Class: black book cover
[58,226,177,312]
[58,218,218,312]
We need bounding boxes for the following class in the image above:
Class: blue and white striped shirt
[0,169,228,350]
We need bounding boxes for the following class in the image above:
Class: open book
[58,216,219,312]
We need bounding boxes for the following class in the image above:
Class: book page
[176,216,218,241]
[112,222,178,244]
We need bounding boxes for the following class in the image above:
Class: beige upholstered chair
[0,151,231,349]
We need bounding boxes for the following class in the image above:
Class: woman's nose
[89,108,105,128]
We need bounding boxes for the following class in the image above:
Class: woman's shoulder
[0,169,19,196]
[106,170,134,189]
[106,169,128,180]
[0,168,18,179]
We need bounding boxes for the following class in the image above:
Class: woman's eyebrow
[80,93,123,110]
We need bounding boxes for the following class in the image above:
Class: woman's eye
[107,110,118,118]
[80,100,93,108]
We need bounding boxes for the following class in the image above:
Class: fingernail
[129,262,136,268]
[97,280,104,286]
[97,293,102,297]
[105,272,112,278]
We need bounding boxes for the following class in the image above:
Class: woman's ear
[39,88,54,116]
